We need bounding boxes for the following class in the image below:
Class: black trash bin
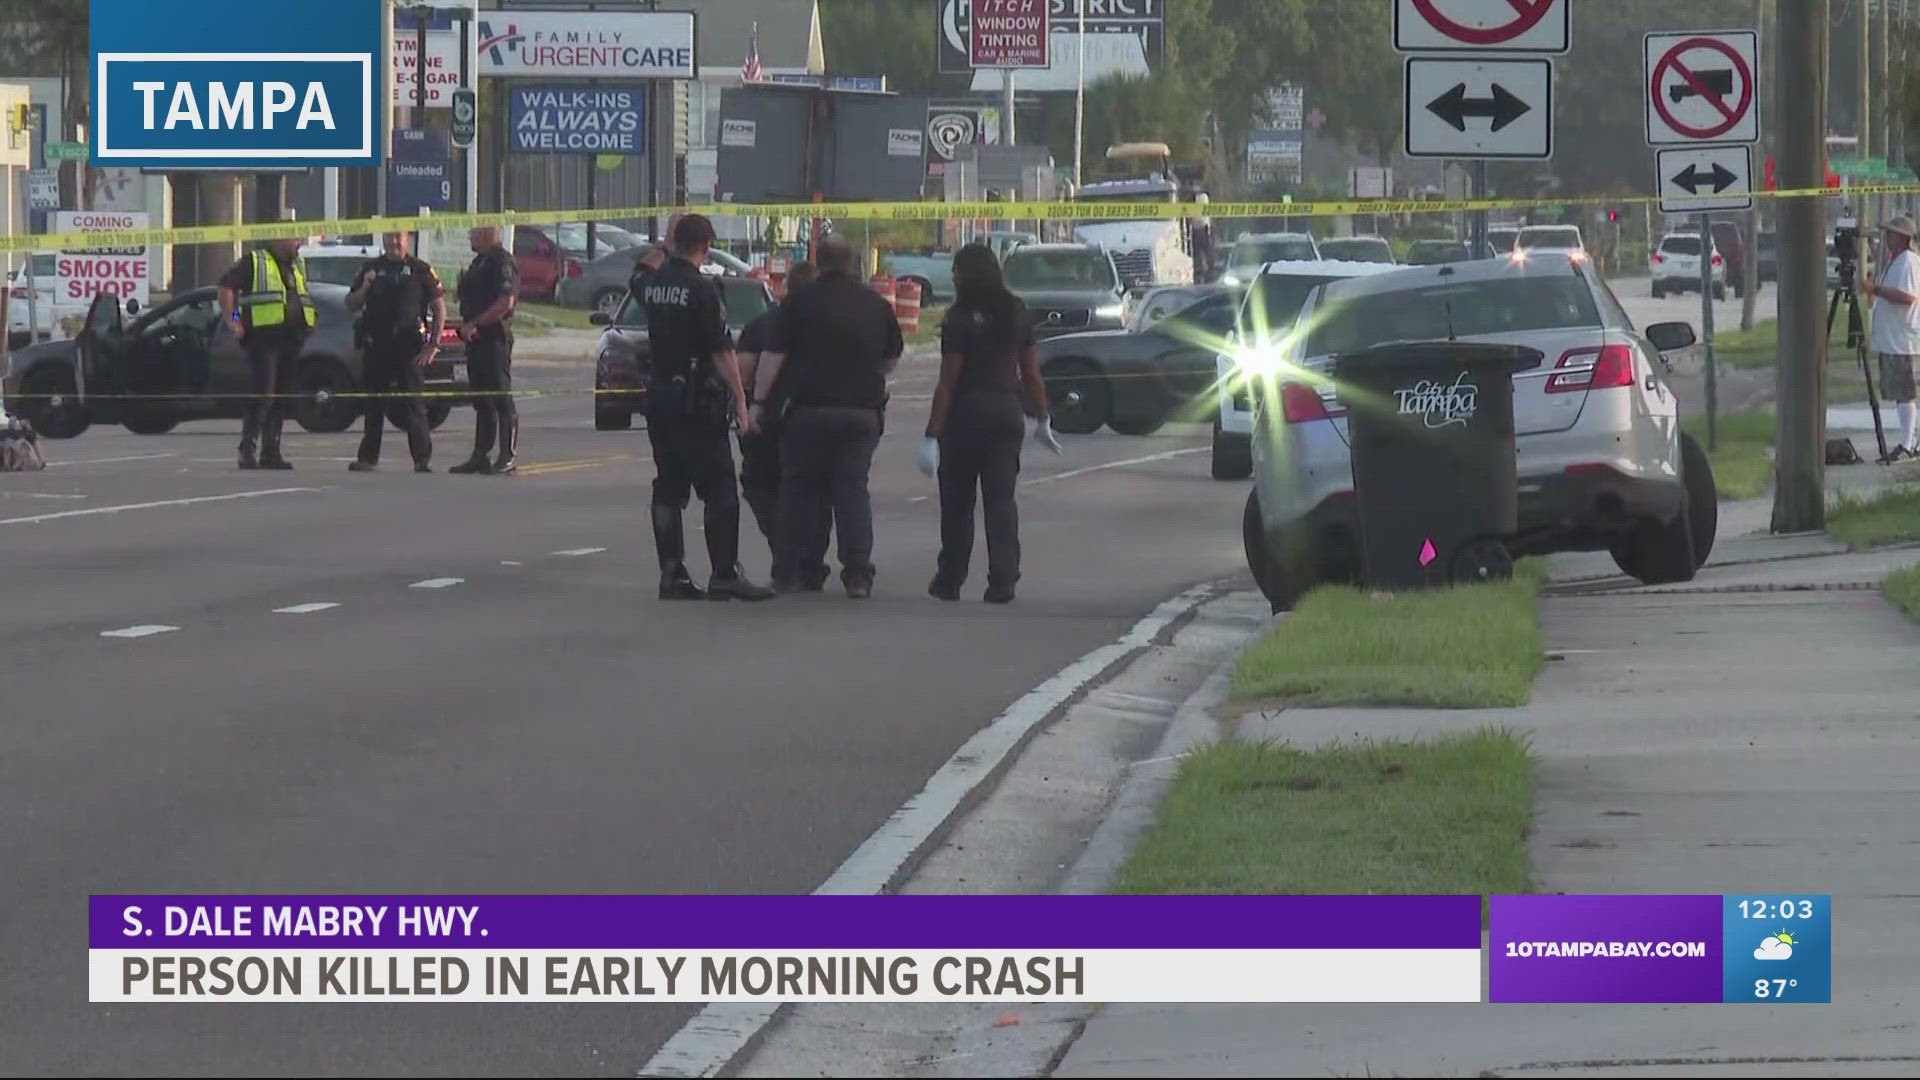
[1332,340,1543,590]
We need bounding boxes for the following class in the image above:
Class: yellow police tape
[5,183,1917,254]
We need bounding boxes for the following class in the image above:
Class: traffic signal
[8,104,27,133]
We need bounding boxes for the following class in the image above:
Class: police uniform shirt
[940,296,1034,394]
[640,255,734,391]
[218,250,308,334]
[627,242,673,301]
[458,247,518,325]
[766,276,903,410]
[351,255,443,343]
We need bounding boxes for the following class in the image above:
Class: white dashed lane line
[47,453,176,468]
[0,488,316,526]
[500,560,523,566]
[409,578,464,589]
[552,547,608,557]
[273,603,340,614]
[100,625,180,639]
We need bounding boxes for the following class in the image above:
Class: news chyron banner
[92,896,1483,1003]
[89,895,1830,1004]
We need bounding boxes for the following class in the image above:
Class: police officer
[452,226,519,475]
[641,214,773,602]
[737,260,831,587]
[749,237,903,598]
[346,231,445,473]
[217,232,314,470]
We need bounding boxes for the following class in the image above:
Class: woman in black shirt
[923,244,1057,603]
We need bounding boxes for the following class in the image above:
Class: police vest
[241,250,314,330]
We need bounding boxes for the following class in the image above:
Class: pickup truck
[885,231,1037,303]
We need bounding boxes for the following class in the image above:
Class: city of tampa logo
[95,52,374,162]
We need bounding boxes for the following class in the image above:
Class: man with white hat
[1863,213,1920,456]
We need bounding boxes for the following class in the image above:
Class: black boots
[493,412,519,475]
[704,504,775,601]
[453,408,498,474]
[653,506,705,600]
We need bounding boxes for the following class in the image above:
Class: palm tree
[0,0,92,208]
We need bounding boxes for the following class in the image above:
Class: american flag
[740,23,763,84]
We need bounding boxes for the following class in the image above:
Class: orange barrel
[895,278,922,336]
[870,272,896,305]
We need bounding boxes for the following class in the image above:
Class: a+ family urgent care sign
[54,212,153,309]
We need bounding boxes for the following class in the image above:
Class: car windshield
[1002,251,1117,291]
[1319,238,1394,263]
[556,224,638,251]
[1305,276,1600,357]
[1488,231,1517,251]
[614,280,771,329]
[1407,241,1470,265]
[1518,227,1582,250]
[1660,236,1704,256]
[1239,274,1343,340]
[1232,237,1317,266]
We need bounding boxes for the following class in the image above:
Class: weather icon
[1754,931,1797,961]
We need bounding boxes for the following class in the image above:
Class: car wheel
[1107,411,1166,437]
[595,406,633,431]
[1713,284,1727,301]
[1679,432,1719,567]
[902,276,935,303]
[1045,359,1109,435]
[1211,420,1252,480]
[291,358,359,433]
[18,366,91,439]
[122,415,178,436]
[426,403,452,430]
[386,401,452,431]
[1651,282,1664,299]
[593,288,626,317]
[1243,490,1306,613]
[1611,500,1698,585]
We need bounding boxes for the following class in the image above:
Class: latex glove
[918,436,940,477]
[1033,416,1063,455]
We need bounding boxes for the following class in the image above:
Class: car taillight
[1280,381,1342,422]
[1652,253,1664,263]
[566,260,583,278]
[1711,253,1723,266]
[439,326,461,345]
[1547,345,1636,394]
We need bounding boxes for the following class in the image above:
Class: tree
[817,0,954,92]
[0,0,91,208]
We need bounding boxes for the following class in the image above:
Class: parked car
[1317,236,1397,264]
[885,251,955,304]
[4,283,469,439]
[6,252,62,348]
[1037,283,1242,436]
[507,225,580,300]
[1221,232,1319,285]
[1211,259,1399,480]
[553,222,643,259]
[590,277,777,431]
[1404,239,1474,265]
[1756,230,1778,284]
[1240,254,1717,611]
[301,245,381,287]
[1515,224,1588,262]
[1649,232,1726,299]
[999,243,1128,341]
[1487,226,1520,254]
[554,246,739,314]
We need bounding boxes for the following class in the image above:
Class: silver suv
[1241,254,1719,610]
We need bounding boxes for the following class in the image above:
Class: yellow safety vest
[240,249,314,330]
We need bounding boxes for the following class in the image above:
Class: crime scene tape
[5,183,1919,254]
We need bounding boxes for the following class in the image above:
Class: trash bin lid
[1332,340,1543,387]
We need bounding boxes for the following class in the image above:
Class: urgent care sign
[54,212,153,309]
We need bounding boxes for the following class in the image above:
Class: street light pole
[1073,0,1085,188]
[1772,0,1828,534]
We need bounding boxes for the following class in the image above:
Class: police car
[1211,259,1398,479]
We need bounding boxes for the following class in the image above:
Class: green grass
[1113,731,1534,895]
[1231,569,1546,709]
[1884,564,1920,620]
[1714,316,1859,371]
[1828,486,1920,549]
[906,303,947,348]
[518,301,598,331]
[1684,409,1774,500]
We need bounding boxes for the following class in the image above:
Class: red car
[510,225,581,300]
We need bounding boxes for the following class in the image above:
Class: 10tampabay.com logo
[91,0,382,167]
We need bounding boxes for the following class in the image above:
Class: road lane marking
[1024,447,1207,487]
[501,560,523,566]
[517,455,631,477]
[552,547,607,557]
[274,603,339,614]
[100,625,179,639]
[2,492,88,500]
[642,583,1220,1079]
[46,453,176,468]
[907,495,930,503]
[0,487,316,526]
[410,578,464,589]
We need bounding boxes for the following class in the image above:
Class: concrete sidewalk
[1056,540,1920,1076]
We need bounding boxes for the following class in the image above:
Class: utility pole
[1742,0,1765,330]
[377,0,395,220]
[1879,0,1892,185]
[1773,0,1829,534]
[1073,1,1086,188]
[1861,0,1873,223]
[1001,70,1017,147]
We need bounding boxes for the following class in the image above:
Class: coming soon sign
[54,212,153,310]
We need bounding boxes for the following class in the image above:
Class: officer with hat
[217,230,315,470]
[346,231,445,472]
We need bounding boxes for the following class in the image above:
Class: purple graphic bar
[91,895,1481,950]
[1490,894,1723,1003]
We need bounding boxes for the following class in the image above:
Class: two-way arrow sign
[1426,82,1531,132]
[1404,57,1553,159]
[1657,145,1753,212]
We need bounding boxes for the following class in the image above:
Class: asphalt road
[0,342,1248,1076]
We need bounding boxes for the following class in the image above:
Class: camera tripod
[1827,271,1896,463]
